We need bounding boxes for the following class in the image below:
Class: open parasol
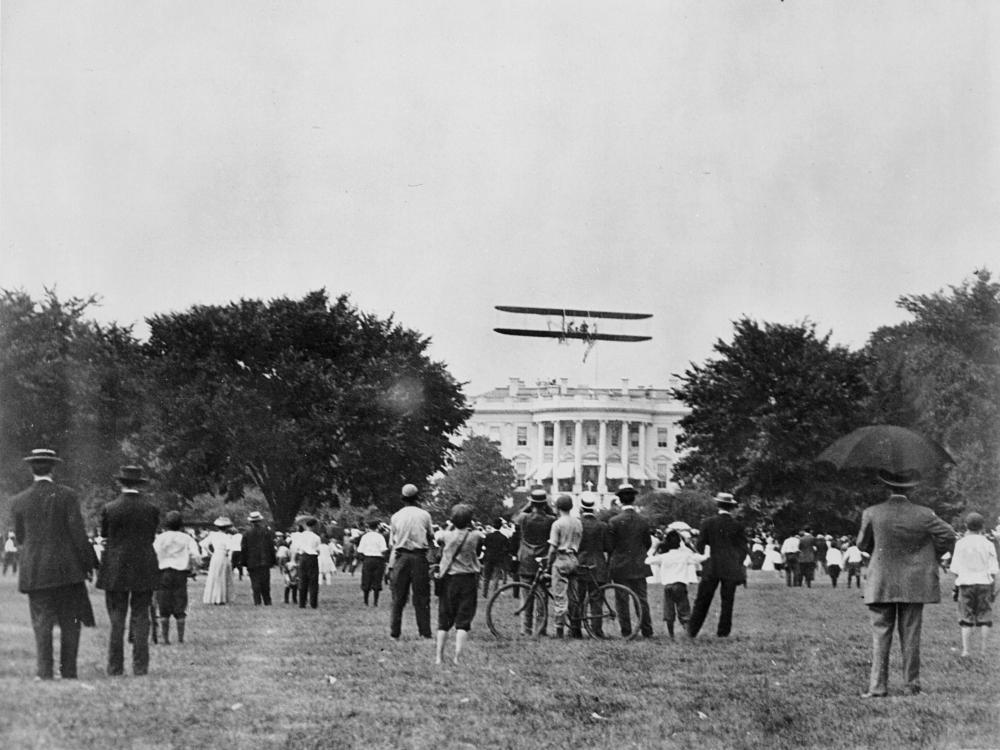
[816,425,953,475]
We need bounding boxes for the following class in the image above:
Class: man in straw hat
[570,494,610,637]
[607,484,654,638]
[388,483,434,639]
[857,469,955,698]
[96,465,160,676]
[241,511,276,606]
[10,449,99,680]
[688,492,748,639]
[514,487,554,635]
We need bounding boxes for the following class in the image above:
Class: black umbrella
[816,425,954,475]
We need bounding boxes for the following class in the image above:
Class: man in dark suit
[858,469,956,698]
[570,495,610,638]
[688,492,748,639]
[96,466,160,676]
[241,511,276,605]
[10,449,98,680]
[606,484,654,638]
[480,518,510,599]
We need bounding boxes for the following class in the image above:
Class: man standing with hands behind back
[858,469,955,698]
[687,492,748,639]
[96,465,160,677]
[606,484,654,638]
[10,448,98,680]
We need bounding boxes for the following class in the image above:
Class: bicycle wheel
[486,583,549,639]
[583,583,643,641]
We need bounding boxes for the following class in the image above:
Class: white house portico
[465,378,689,509]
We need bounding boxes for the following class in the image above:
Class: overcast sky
[3,2,997,396]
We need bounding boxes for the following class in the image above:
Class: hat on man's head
[115,466,148,484]
[529,487,548,504]
[248,511,264,522]
[616,484,637,499]
[401,483,419,499]
[714,492,738,507]
[213,516,233,528]
[877,469,921,489]
[23,448,61,464]
[579,496,596,512]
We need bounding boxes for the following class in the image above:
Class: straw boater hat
[248,511,264,522]
[115,465,148,484]
[714,492,738,508]
[23,448,61,463]
[579,496,596,512]
[529,487,548,504]
[401,483,419,499]
[213,516,233,528]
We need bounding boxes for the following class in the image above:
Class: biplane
[494,305,652,361]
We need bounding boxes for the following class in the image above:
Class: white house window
[489,425,501,443]
[515,460,528,483]
[585,425,598,447]
[656,461,669,489]
[544,425,553,446]
[565,430,573,447]
[630,430,639,448]
[657,427,669,448]
[516,426,528,446]
[610,425,620,447]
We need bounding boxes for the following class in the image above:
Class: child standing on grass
[949,512,999,658]
[283,560,299,605]
[435,504,483,666]
[645,529,705,638]
[357,519,389,606]
[843,541,864,589]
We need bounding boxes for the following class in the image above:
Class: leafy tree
[0,289,144,520]
[434,435,517,524]
[139,291,470,529]
[639,488,715,528]
[865,269,1000,523]
[671,318,871,531]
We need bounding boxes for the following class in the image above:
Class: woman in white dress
[202,517,234,605]
[318,538,336,585]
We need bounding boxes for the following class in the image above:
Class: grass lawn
[0,568,997,750]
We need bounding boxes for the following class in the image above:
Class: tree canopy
[139,290,471,528]
[864,269,1000,521]
[433,435,517,524]
[671,318,872,534]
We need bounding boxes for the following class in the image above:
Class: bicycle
[485,557,643,641]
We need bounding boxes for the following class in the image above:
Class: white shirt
[4,538,17,553]
[843,546,864,564]
[780,537,800,555]
[357,531,388,557]
[646,546,705,585]
[292,529,322,556]
[825,547,844,567]
[949,534,999,586]
[154,530,200,571]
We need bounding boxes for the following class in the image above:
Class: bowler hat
[23,448,61,463]
[616,484,637,498]
[248,511,264,522]
[116,465,148,484]
[877,469,921,489]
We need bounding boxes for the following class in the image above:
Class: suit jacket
[857,494,956,605]
[10,480,98,593]
[797,533,816,564]
[578,514,610,582]
[96,492,160,592]
[607,508,652,580]
[241,524,277,568]
[481,530,509,563]
[697,512,748,582]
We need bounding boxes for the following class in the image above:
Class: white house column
[573,419,583,492]
[535,421,545,480]
[597,420,608,494]
[552,419,561,468]
[621,420,630,482]
[637,420,647,486]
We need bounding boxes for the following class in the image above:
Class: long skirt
[202,553,232,604]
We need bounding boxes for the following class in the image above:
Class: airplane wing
[495,305,652,320]
[493,328,651,342]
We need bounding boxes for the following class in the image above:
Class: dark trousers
[827,564,841,588]
[390,551,431,638]
[867,603,923,695]
[688,577,739,638]
[480,558,508,598]
[662,582,692,635]
[3,551,17,574]
[612,577,653,637]
[106,590,153,676]
[29,586,83,679]
[798,562,816,587]
[298,555,319,608]
[248,566,272,605]
[784,555,799,586]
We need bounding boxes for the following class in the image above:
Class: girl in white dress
[318,539,336,584]
[202,518,234,605]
